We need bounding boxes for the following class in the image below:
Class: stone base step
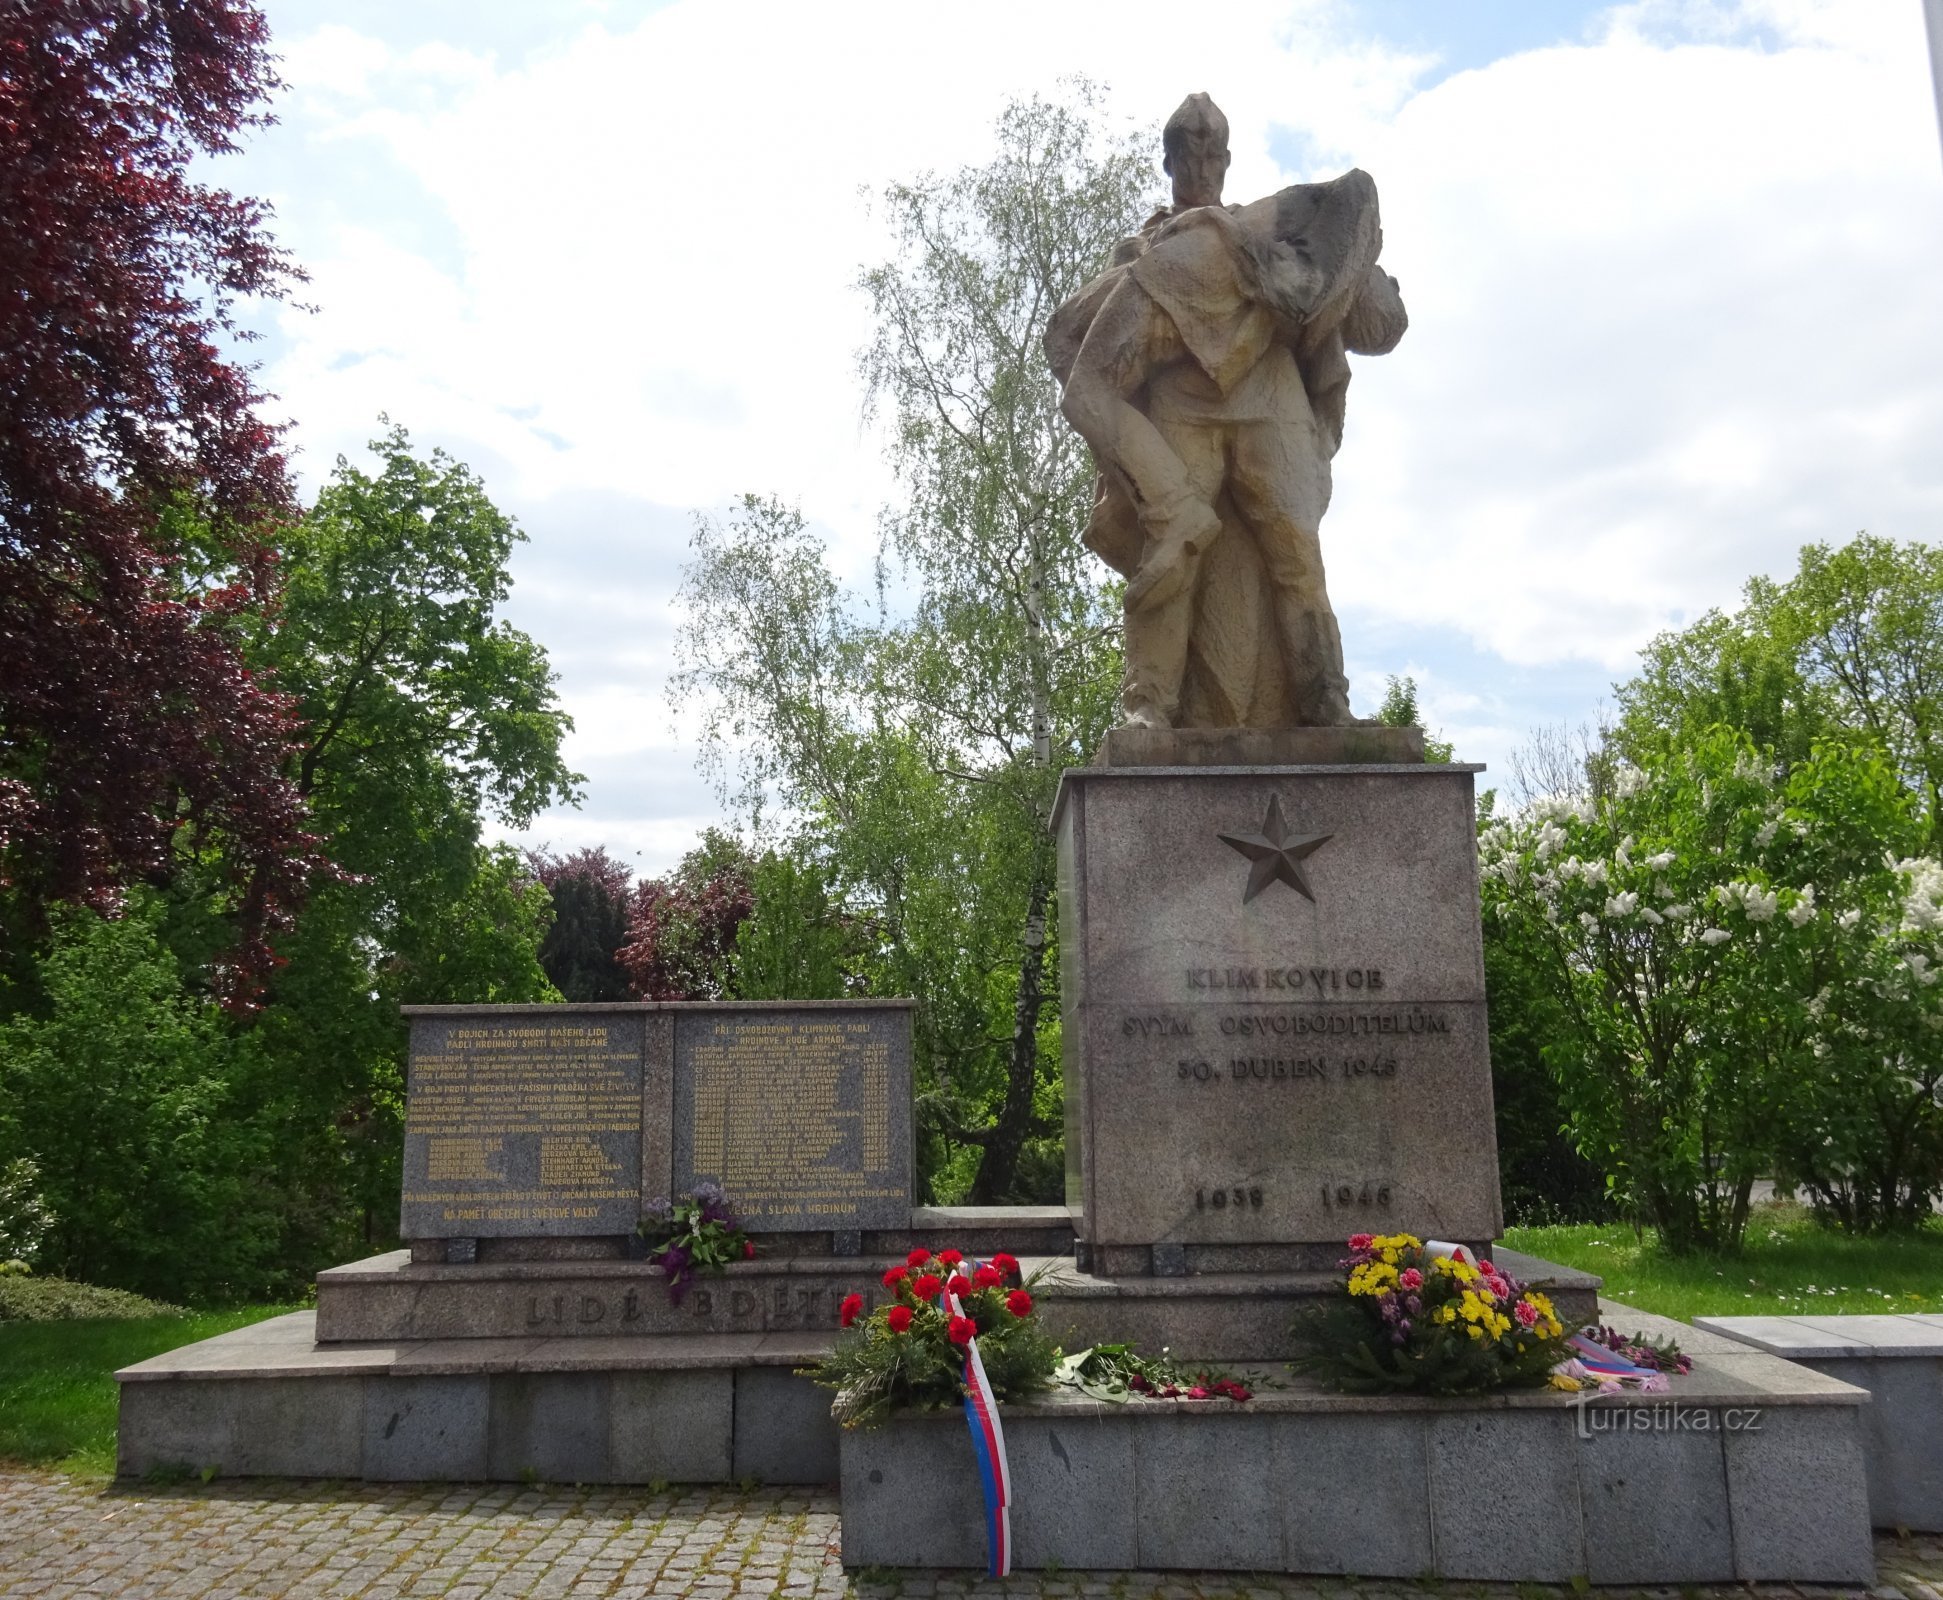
[114,1306,1880,1586]
[318,1251,882,1343]
[407,1203,1077,1265]
[317,1246,1601,1360]
[1695,1307,1943,1532]
[840,1354,1876,1583]
[115,1311,839,1485]
[1038,1247,1598,1361]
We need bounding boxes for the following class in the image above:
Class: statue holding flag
[1046,93,1408,730]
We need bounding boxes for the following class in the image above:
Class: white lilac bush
[1480,729,1943,1248]
[0,1158,53,1271]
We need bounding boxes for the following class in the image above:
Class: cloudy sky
[227,0,1943,874]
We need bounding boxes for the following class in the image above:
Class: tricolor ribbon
[1567,1332,1650,1377]
[1563,1332,1668,1390]
[942,1265,1012,1577]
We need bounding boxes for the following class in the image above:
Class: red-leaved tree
[0,0,319,993]
[616,833,753,1001]
[526,846,634,1003]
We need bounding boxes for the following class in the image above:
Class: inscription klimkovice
[1187,965,1382,991]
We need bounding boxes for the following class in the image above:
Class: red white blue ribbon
[945,1268,1012,1577]
[1566,1332,1652,1379]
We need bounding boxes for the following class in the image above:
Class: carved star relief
[1218,795,1333,905]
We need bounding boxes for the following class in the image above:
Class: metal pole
[1927,0,1943,164]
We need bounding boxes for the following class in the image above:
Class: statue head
[1162,92,1230,210]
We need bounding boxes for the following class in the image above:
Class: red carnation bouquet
[808,1247,1059,1427]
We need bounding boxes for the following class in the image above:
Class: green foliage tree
[238,425,575,1258]
[1769,756,1943,1233]
[1383,681,1605,1218]
[733,850,864,1002]
[1374,674,1454,762]
[673,88,1155,1202]
[1605,533,1943,1234]
[1618,610,1820,774]
[1481,730,1943,1250]
[1619,535,1943,834]
[1481,914,1612,1225]
[267,422,579,875]
[0,1158,53,1268]
[1756,537,1943,841]
[5,419,585,1290]
[0,895,277,1299]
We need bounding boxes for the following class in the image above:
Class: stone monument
[1054,760,1502,1278]
[1047,94,1501,1278]
[110,95,1881,1587]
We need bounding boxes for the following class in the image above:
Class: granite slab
[1056,763,1505,1260]
[400,1008,647,1239]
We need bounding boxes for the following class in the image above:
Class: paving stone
[4,1465,1936,1597]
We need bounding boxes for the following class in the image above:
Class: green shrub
[0,1276,184,1322]
[1480,732,1941,1251]
[0,896,279,1300]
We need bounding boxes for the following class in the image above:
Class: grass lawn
[1505,1201,1943,1323]
[0,1305,296,1476]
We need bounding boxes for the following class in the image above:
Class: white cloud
[244,0,1943,866]
[1329,1,1943,667]
[276,22,391,101]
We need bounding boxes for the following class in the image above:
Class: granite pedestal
[1055,755,1503,1274]
[838,1349,1876,1583]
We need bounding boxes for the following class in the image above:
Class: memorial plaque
[400,1008,645,1238]
[1055,763,1505,1256]
[670,1004,913,1231]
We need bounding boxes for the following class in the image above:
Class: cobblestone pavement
[2,1470,1939,1600]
